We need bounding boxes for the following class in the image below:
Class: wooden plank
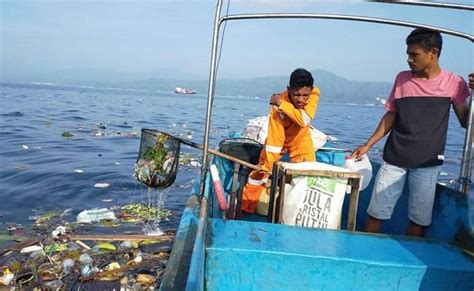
[268,163,280,223]
[277,169,287,224]
[347,178,361,231]
[68,234,173,241]
[284,169,360,179]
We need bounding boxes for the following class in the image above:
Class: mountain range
[90,69,392,104]
[2,69,392,104]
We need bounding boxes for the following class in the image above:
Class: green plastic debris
[45,243,68,255]
[61,131,74,137]
[36,211,62,225]
[96,243,116,251]
[121,204,172,221]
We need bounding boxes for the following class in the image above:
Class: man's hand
[352,144,371,161]
[469,73,474,90]
[270,93,282,106]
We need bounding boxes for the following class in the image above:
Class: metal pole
[186,2,223,290]
[459,90,474,194]
[199,0,223,198]
[369,0,474,11]
[219,13,473,42]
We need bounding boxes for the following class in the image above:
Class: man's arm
[272,89,320,127]
[352,111,396,160]
[452,73,473,129]
[453,101,469,129]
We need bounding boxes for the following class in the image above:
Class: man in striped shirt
[353,29,470,236]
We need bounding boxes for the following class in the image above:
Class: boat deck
[205,219,474,290]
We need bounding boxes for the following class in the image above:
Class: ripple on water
[0,111,25,117]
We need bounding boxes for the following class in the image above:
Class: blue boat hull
[160,147,474,290]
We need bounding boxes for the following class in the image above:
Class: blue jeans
[367,161,441,226]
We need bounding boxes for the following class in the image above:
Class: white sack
[281,162,348,230]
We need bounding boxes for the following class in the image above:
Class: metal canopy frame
[371,0,474,11]
[199,1,473,198]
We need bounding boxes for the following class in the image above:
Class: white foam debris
[190,161,201,167]
[94,183,110,188]
[74,169,84,173]
[22,145,29,149]
[113,162,120,165]
[145,228,164,236]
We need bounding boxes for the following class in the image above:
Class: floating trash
[61,131,74,137]
[189,161,201,167]
[76,208,117,223]
[21,145,29,149]
[0,203,175,289]
[121,204,171,222]
[14,267,36,288]
[74,169,84,173]
[51,226,67,238]
[6,224,22,231]
[14,164,31,170]
[0,270,14,286]
[62,258,75,274]
[20,245,43,253]
[94,183,110,188]
[35,210,63,225]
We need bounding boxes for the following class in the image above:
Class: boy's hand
[270,93,282,106]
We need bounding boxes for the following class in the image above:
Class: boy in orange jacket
[241,68,320,213]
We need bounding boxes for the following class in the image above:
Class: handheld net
[134,129,181,188]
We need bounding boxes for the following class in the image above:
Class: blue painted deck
[205,219,473,290]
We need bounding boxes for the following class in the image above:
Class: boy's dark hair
[406,28,443,57]
[289,68,314,88]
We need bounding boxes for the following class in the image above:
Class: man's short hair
[406,28,443,57]
[289,68,314,88]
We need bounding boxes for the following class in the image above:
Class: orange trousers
[241,110,315,214]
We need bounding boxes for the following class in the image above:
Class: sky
[0,0,472,83]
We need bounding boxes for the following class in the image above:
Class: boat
[174,87,197,94]
[159,1,474,290]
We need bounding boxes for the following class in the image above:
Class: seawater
[0,82,470,227]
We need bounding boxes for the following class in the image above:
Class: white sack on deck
[280,162,349,230]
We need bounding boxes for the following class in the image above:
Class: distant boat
[174,87,196,94]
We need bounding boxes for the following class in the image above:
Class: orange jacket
[269,87,320,154]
